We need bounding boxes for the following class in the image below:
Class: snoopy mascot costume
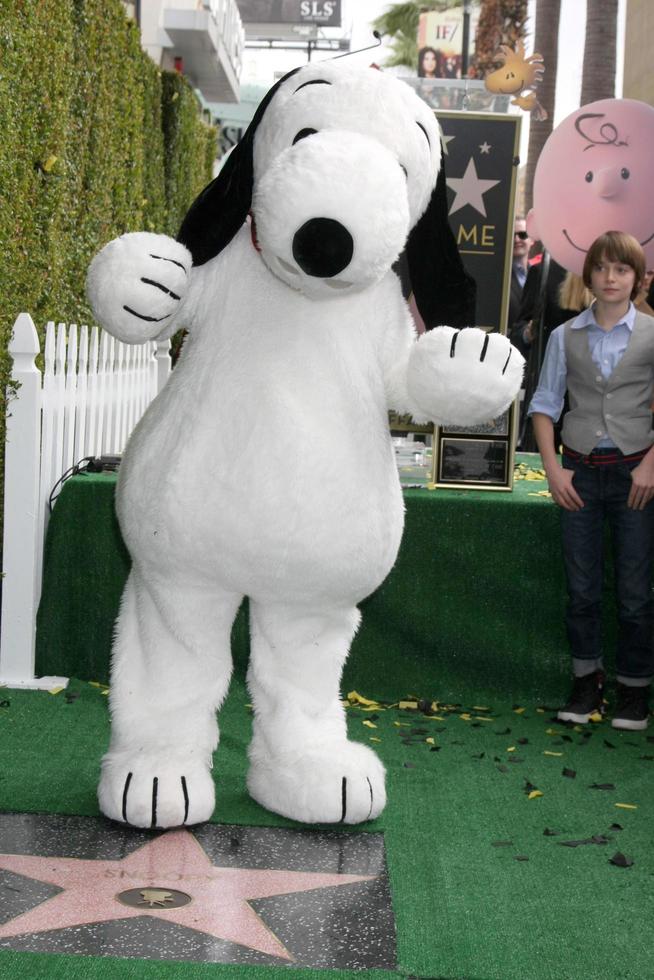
[87,61,524,829]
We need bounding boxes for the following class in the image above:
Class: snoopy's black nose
[292,218,354,278]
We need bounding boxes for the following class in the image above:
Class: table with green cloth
[35,454,619,703]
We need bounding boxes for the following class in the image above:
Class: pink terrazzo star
[0,830,374,960]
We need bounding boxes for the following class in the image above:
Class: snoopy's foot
[247,741,386,824]
[99,751,215,828]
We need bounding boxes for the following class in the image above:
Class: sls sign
[299,1,339,22]
[237,1,341,26]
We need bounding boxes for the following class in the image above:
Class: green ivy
[0,0,216,543]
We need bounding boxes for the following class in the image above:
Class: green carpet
[1,676,653,980]
[35,456,623,703]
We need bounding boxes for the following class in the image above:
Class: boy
[530,231,654,730]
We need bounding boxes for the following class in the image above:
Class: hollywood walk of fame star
[479,142,492,154]
[446,157,500,218]
[0,829,375,961]
[441,132,456,155]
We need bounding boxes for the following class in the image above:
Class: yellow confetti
[399,701,418,710]
[425,737,435,745]
[615,803,638,810]
[394,721,411,727]
[472,705,490,711]
[513,707,526,714]
[48,686,65,695]
[362,720,377,729]
[544,751,563,757]
[528,790,543,799]
[42,154,58,173]
[545,728,558,735]
[589,712,604,723]
[473,716,494,722]
[459,712,472,721]
[507,746,515,752]
[362,705,384,712]
[369,736,382,743]
[347,691,378,707]
[536,707,545,713]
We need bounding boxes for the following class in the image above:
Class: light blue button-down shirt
[528,302,637,448]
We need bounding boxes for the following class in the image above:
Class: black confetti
[491,840,513,847]
[0,700,10,708]
[603,740,616,749]
[508,757,524,764]
[495,728,511,735]
[471,752,485,760]
[590,783,615,790]
[517,738,529,745]
[562,768,577,779]
[515,855,529,862]
[403,762,416,769]
[609,823,623,831]
[429,745,441,752]
[609,852,633,868]
[639,755,654,761]
[524,779,538,794]
[543,828,560,836]
[561,734,573,743]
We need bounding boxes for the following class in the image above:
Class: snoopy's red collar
[248,212,261,252]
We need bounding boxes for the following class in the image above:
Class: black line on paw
[502,346,512,375]
[140,277,181,301]
[181,776,189,825]
[151,777,159,828]
[449,331,459,357]
[123,305,173,324]
[149,253,187,274]
[340,776,347,823]
[479,334,489,362]
[122,772,133,823]
[366,777,374,821]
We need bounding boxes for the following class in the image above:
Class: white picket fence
[0,312,171,689]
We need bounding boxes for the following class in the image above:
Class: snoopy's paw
[407,326,525,427]
[87,232,192,344]
[247,741,386,825]
[98,752,215,829]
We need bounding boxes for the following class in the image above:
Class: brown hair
[582,230,645,300]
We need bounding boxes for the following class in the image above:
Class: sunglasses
[514,230,529,240]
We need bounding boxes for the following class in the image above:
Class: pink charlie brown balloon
[527,99,654,274]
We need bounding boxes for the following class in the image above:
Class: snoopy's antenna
[331,30,383,60]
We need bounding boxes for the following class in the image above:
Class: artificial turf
[1,674,652,979]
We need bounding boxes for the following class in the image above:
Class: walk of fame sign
[0,812,395,968]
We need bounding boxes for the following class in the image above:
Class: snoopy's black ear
[177,66,302,266]
[406,148,476,328]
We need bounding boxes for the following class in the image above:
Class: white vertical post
[0,313,67,688]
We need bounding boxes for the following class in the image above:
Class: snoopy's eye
[293,128,318,145]
[585,171,593,182]
[621,167,630,179]
[400,164,408,180]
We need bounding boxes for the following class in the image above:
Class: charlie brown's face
[526,99,654,275]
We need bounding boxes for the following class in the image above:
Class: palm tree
[523,0,560,214]
[474,0,528,77]
[580,0,618,105]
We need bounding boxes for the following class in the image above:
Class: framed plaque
[432,399,518,490]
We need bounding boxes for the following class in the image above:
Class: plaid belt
[562,444,651,466]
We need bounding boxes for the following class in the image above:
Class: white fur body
[119,227,408,607]
[88,62,524,829]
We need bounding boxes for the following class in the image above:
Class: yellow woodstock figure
[484,40,547,121]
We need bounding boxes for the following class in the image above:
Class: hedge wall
[0,0,216,542]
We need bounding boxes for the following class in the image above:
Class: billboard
[417,5,480,79]
[237,1,341,26]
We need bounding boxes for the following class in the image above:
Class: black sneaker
[612,683,650,731]
[558,671,605,723]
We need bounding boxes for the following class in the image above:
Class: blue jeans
[561,452,654,680]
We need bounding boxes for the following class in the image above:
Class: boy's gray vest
[562,311,654,454]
